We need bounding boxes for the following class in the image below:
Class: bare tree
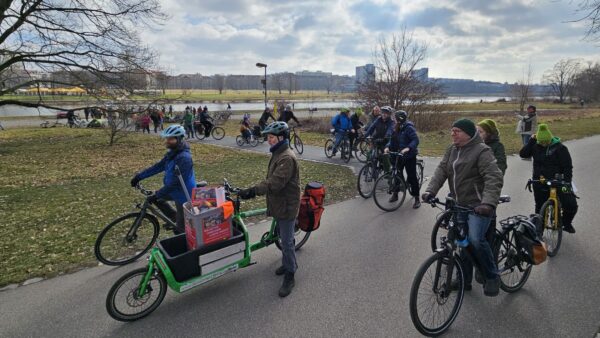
[510,63,534,113]
[356,28,445,118]
[573,61,600,102]
[573,0,600,41]
[271,74,283,94]
[214,74,225,94]
[0,0,166,112]
[543,59,581,103]
[287,73,295,95]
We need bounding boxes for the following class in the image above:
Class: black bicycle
[357,138,386,199]
[372,152,409,211]
[324,130,351,163]
[411,197,533,336]
[289,126,304,155]
[193,121,225,141]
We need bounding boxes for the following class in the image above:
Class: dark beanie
[452,118,476,138]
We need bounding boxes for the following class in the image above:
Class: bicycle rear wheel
[410,252,465,337]
[430,211,452,252]
[357,163,378,199]
[494,230,532,293]
[249,136,259,147]
[540,200,562,257]
[275,223,311,251]
[373,173,406,212]
[235,135,244,146]
[211,126,225,140]
[293,135,304,154]
[95,213,160,266]
[324,139,335,158]
[341,139,351,163]
[106,267,167,322]
[195,125,206,140]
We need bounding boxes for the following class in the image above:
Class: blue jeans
[277,218,297,274]
[457,212,498,283]
[332,131,348,154]
[522,134,531,145]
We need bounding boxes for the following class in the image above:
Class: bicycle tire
[539,200,562,257]
[341,139,351,163]
[211,127,225,140]
[324,139,335,158]
[373,173,407,212]
[430,211,452,252]
[410,252,465,337]
[293,135,304,154]
[235,135,244,146]
[357,164,377,199]
[493,229,532,293]
[94,213,160,266]
[274,224,311,251]
[249,137,259,147]
[194,125,206,140]
[106,267,167,322]
[355,140,369,163]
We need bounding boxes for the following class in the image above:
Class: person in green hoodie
[520,124,578,233]
[477,119,507,175]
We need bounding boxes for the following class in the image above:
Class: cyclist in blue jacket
[385,110,421,208]
[130,125,196,234]
[331,108,354,159]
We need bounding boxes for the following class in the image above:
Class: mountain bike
[289,126,304,154]
[324,130,351,163]
[356,138,386,199]
[526,174,573,257]
[236,133,259,147]
[372,152,408,211]
[410,197,534,336]
[194,121,225,140]
[106,179,310,322]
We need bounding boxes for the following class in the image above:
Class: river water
[0,96,511,117]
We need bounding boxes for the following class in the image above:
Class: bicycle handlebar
[135,183,154,197]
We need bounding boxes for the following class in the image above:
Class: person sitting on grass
[130,125,196,235]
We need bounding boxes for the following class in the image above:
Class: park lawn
[0,128,355,287]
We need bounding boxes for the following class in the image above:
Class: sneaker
[389,192,399,203]
[413,198,421,209]
[563,224,576,234]
[450,279,472,291]
[275,266,286,276]
[484,278,500,297]
[279,273,295,298]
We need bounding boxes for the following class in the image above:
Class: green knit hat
[452,118,476,137]
[477,119,499,136]
[536,124,553,144]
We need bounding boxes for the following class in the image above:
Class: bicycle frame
[529,176,562,230]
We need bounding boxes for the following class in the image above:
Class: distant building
[355,64,375,85]
[295,70,332,90]
[411,68,429,81]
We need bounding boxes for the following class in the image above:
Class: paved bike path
[1,136,599,337]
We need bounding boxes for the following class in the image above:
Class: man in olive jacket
[422,119,504,296]
[239,121,301,297]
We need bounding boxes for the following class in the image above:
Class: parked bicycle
[193,121,226,141]
[410,197,536,336]
[324,130,351,163]
[289,126,304,155]
[105,179,310,321]
[211,111,232,125]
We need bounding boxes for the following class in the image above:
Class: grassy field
[0,128,356,287]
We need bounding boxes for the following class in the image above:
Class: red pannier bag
[297,182,325,232]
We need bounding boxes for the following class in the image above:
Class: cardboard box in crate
[184,201,234,250]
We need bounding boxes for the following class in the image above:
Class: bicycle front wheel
[341,139,351,163]
[106,267,167,322]
[494,230,532,293]
[249,137,259,147]
[275,223,311,251]
[357,164,378,199]
[355,140,369,163]
[373,173,407,212]
[324,139,335,158]
[540,200,562,257]
[293,135,304,154]
[211,127,225,140]
[95,213,160,266]
[430,211,452,252]
[410,252,465,337]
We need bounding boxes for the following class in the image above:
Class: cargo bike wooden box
[105,180,311,322]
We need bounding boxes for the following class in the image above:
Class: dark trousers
[349,131,357,151]
[201,121,212,137]
[533,184,578,227]
[397,156,420,197]
[154,199,185,235]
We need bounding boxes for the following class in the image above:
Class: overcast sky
[142,0,598,83]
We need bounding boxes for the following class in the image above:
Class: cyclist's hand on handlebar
[239,187,256,200]
[146,193,158,204]
[130,175,141,188]
[474,204,494,217]
[384,148,390,154]
[421,192,435,203]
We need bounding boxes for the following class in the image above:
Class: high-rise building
[355,64,375,84]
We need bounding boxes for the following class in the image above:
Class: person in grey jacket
[516,105,538,145]
[422,118,504,296]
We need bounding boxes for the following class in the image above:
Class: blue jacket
[331,114,352,132]
[386,121,419,159]
[365,116,394,139]
[137,142,196,204]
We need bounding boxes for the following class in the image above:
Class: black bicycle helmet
[395,110,408,124]
[262,121,289,136]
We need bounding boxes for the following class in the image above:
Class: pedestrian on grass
[516,105,538,146]
[140,113,151,134]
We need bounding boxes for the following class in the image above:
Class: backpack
[515,215,548,265]
[297,182,326,232]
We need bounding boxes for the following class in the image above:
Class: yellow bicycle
[527,174,572,257]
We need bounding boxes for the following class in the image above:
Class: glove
[421,192,435,203]
[474,204,494,217]
[146,193,158,204]
[239,188,256,200]
[130,175,141,187]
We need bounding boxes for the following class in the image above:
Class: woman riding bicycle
[130,125,196,235]
[384,110,420,208]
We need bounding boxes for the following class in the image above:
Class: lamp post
[256,62,267,109]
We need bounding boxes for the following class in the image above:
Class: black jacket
[519,137,573,182]
[350,114,364,131]
[259,111,276,126]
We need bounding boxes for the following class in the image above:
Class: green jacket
[485,136,507,175]
[254,142,301,220]
[426,134,504,208]
[183,112,193,125]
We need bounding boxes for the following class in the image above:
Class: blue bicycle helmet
[262,121,289,136]
[161,125,185,138]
